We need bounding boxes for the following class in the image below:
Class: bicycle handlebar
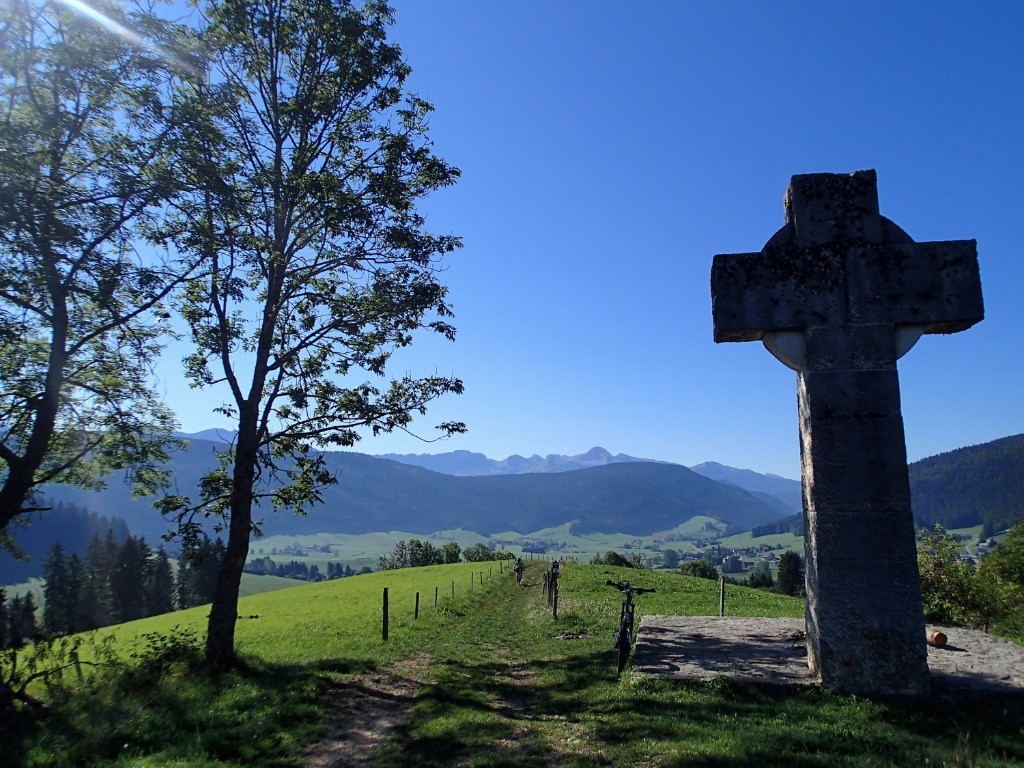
[605,580,656,594]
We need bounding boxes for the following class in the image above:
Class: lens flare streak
[53,0,201,76]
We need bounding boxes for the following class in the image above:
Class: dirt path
[303,566,555,767]
[303,654,430,768]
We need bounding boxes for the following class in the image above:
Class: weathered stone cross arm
[711,170,983,370]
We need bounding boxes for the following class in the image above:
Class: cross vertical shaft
[711,170,983,696]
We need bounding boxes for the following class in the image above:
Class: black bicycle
[607,580,655,674]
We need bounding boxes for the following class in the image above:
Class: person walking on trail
[514,557,525,585]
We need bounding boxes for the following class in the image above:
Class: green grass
[717,529,804,551]
[7,562,1024,767]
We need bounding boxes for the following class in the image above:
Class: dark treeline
[0,534,225,648]
[243,557,367,581]
[751,514,803,538]
[0,588,38,649]
[0,501,130,583]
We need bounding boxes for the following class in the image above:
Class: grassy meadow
[5,561,1023,767]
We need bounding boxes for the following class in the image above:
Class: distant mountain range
[376,446,658,476]
[36,440,793,544]
[14,433,1024,571]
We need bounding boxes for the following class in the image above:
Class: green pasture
[8,560,1023,767]
[717,529,804,551]
[63,560,512,668]
[249,529,496,573]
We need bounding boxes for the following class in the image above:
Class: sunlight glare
[54,0,202,77]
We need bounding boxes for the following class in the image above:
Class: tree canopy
[0,0,200,537]
[161,0,464,669]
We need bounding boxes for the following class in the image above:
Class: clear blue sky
[164,1,1024,478]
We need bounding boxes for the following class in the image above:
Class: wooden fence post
[719,576,726,617]
[435,585,439,608]
[552,573,559,621]
[451,580,455,600]
[382,587,389,641]
[415,591,420,620]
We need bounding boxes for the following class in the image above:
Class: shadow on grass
[7,655,378,768]
[591,677,1024,767]
[381,648,616,767]
[383,644,1024,768]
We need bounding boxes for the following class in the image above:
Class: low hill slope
[751,433,1024,537]
[909,433,1024,531]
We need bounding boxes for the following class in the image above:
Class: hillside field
[5,562,1024,767]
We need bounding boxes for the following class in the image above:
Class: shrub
[590,551,636,568]
[678,559,719,581]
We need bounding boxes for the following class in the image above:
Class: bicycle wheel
[616,627,631,674]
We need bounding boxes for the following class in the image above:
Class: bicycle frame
[607,580,654,675]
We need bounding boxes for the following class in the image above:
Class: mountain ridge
[38,442,791,544]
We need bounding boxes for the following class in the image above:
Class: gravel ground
[634,616,1024,695]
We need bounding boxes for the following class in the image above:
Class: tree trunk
[0,296,67,531]
[204,409,259,671]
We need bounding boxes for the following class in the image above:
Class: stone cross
[711,170,983,696]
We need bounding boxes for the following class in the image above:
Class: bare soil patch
[634,615,1024,695]
[303,654,431,768]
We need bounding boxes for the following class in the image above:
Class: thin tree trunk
[204,410,259,670]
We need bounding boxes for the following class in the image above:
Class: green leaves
[0,0,202,527]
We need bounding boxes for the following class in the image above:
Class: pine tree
[0,587,7,648]
[6,595,24,647]
[8,593,38,647]
[111,536,150,623]
[146,548,175,617]
[66,553,85,632]
[775,551,805,597]
[177,536,225,608]
[84,532,117,627]
[43,543,71,635]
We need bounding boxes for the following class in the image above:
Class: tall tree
[165,0,463,669]
[110,535,150,623]
[42,542,71,635]
[146,547,175,616]
[176,535,224,609]
[82,531,117,628]
[0,0,199,534]
[65,552,85,631]
[0,587,7,648]
[775,550,804,597]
